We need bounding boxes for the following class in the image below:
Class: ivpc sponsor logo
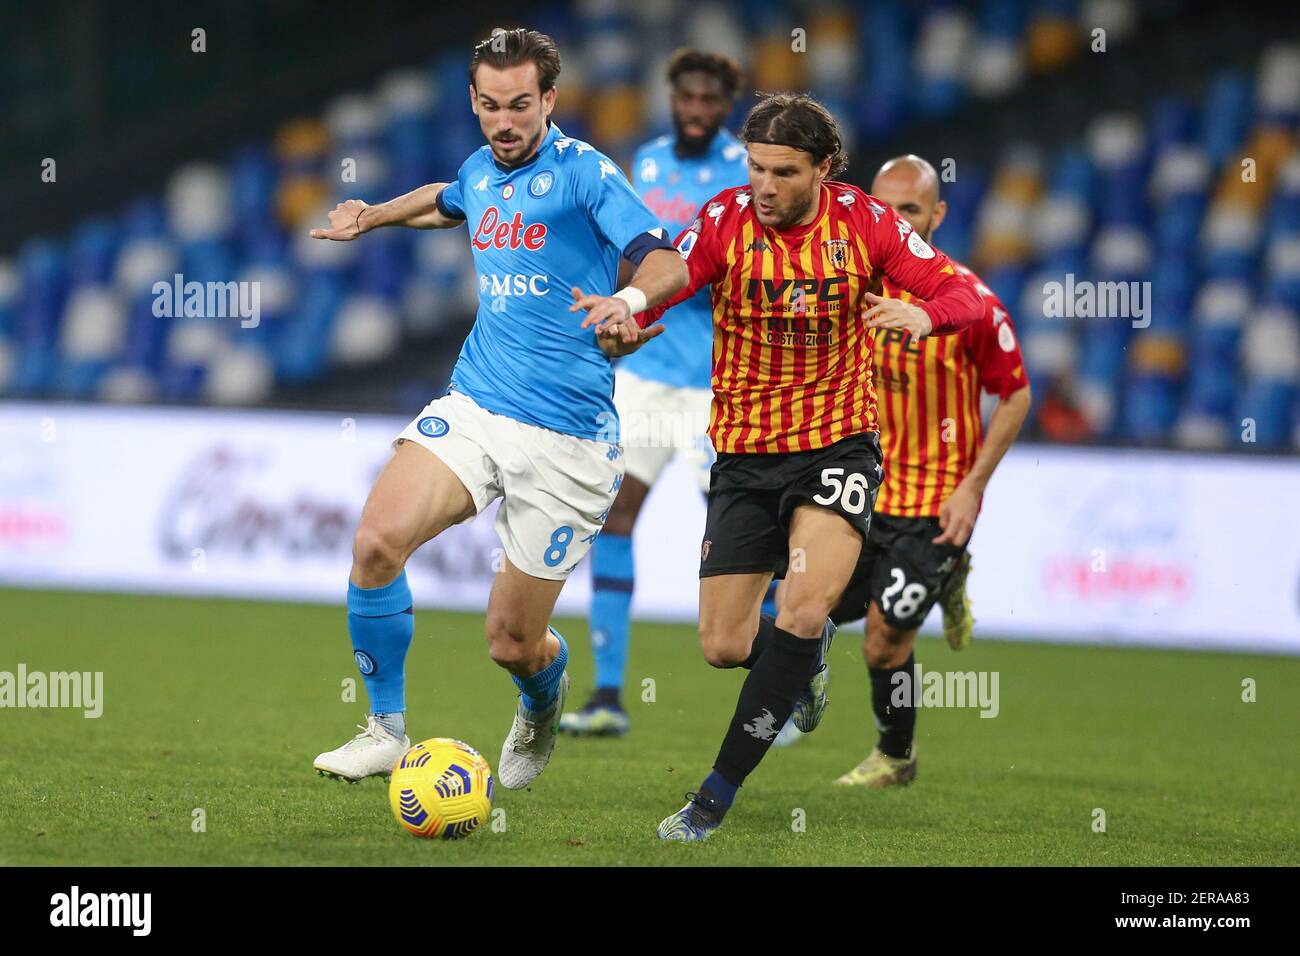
[745,276,848,306]
[49,886,151,936]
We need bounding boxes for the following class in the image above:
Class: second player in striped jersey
[562,50,749,738]
[828,154,1031,788]
[587,95,985,840]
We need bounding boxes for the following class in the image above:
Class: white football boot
[498,671,570,790]
[313,715,409,782]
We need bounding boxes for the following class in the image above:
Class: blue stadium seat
[1199,71,1254,169]
[1123,374,1180,443]
[69,219,119,287]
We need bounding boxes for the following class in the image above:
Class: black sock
[738,614,775,669]
[713,625,820,785]
[592,687,622,710]
[869,653,917,759]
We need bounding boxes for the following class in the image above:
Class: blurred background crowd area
[4,0,1299,451]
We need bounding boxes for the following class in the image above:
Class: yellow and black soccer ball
[388,738,494,839]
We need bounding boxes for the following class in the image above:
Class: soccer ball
[388,737,494,839]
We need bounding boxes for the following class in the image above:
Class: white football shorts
[395,389,624,580]
[614,367,715,494]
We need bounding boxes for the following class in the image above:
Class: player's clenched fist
[310,199,371,241]
[862,291,933,339]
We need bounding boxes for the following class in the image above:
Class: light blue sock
[589,533,633,693]
[761,578,779,618]
[512,627,569,713]
[347,571,414,717]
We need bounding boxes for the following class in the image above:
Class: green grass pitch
[1,587,1296,866]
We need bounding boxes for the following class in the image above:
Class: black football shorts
[829,512,968,629]
[698,432,883,578]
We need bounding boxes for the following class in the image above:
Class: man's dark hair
[666,48,743,98]
[468,28,562,94]
[742,92,848,177]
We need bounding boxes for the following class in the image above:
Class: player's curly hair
[742,92,848,177]
[469,28,562,94]
[666,48,744,99]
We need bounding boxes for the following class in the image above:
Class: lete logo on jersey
[472,206,548,251]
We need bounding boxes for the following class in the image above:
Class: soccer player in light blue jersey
[559,50,749,738]
[307,28,687,788]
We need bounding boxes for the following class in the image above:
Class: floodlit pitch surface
[1,588,1296,866]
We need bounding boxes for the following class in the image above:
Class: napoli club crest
[417,416,450,438]
[529,171,554,197]
[823,238,850,271]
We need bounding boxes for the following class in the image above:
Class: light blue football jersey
[620,129,748,389]
[436,122,671,442]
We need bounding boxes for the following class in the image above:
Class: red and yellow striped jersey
[639,182,982,454]
[873,260,1029,517]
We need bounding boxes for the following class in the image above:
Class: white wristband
[612,286,648,316]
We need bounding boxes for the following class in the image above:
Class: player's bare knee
[698,625,750,668]
[487,639,529,670]
[602,506,636,537]
[351,523,406,586]
[484,598,553,667]
[865,617,914,669]
[484,620,535,670]
[862,633,893,669]
[775,593,834,638]
[602,478,646,537]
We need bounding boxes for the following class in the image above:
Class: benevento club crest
[823,238,850,271]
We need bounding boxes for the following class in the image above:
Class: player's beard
[672,115,721,158]
[491,124,545,167]
[769,188,818,231]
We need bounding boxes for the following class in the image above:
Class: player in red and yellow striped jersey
[634,168,980,459]
[586,97,984,839]
[827,155,1032,788]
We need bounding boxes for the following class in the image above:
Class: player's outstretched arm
[863,265,982,339]
[309,184,461,240]
[862,203,982,338]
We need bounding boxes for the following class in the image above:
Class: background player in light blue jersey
[306,29,687,788]
[560,50,749,737]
